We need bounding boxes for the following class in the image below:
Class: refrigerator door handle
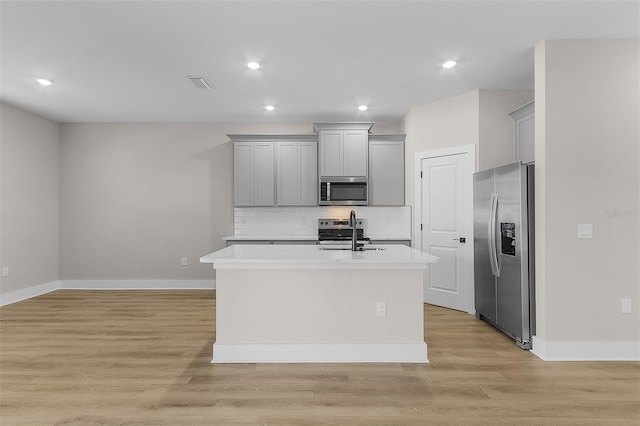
[489,192,500,277]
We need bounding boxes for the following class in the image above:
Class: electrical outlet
[181,257,187,266]
[578,224,593,239]
[376,302,387,317]
[2,267,8,277]
[622,298,632,314]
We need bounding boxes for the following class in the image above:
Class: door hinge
[420,224,423,231]
[420,171,423,179]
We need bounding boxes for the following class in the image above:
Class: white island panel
[201,244,437,363]
[214,268,426,363]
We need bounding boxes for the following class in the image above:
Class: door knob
[453,237,466,243]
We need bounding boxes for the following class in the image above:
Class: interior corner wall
[401,90,480,208]
[478,89,534,171]
[58,122,312,282]
[0,102,60,298]
[400,89,535,239]
[534,40,640,358]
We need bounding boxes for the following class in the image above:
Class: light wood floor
[1,290,638,425]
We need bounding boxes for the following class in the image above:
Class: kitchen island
[200,244,438,363]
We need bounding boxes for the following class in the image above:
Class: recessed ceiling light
[36,78,53,86]
[442,60,457,69]
[358,105,368,111]
[247,62,260,70]
[265,105,275,111]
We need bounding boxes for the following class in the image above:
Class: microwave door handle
[326,182,330,200]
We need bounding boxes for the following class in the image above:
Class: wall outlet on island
[376,302,387,317]
[621,298,632,314]
[181,257,187,266]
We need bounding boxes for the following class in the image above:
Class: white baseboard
[0,280,216,306]
[59,280,215,290]
[211,342,429,363]
[531,336,640,361]
[0,281,60,306]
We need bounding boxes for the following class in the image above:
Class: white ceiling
[1,0,638,123]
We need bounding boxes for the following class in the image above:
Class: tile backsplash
[233,206,412,239]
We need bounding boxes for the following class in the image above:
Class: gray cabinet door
[319,130,343,176]
[234,142,275,206]
[253,143,276,206]
[516,114,534,164]
[509,101,534,164]
[343,130,368,176]
[234,142,254,206]
[369,138,405,205]
[276,142,298,205]
[315,123,373,177]
[319,129,368,177]
[298,142,318,206]
[276,141,317,206]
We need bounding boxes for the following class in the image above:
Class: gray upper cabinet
[230,134,318,207]
[276,141,318,206]
[230,126,405,207]
[314,123,373,177]
[342,130,368,176]
[509,101,534,164]
[318,130,343,176]
[233,141,275,206]
[368,134,405,206]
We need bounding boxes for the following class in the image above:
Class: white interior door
[415,146,475,313]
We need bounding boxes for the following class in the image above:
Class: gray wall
[534,39,639,347]
[59,123,231,280]
[58,122,313,281]
[0,103,59,297]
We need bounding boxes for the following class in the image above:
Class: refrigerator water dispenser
[500,222,516,256]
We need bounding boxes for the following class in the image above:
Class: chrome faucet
[349,210,363,251]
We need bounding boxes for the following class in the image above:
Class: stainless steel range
[317,218,369,244]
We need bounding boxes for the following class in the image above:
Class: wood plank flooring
[1,290,638,425]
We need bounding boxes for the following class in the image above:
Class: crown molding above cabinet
[226,133,318,142]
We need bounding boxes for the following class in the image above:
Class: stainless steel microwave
[319,177,368,206]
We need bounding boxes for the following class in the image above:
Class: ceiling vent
[187,76,213,90]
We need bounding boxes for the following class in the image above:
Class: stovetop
[318,218,365,229]
[317,218,367,241]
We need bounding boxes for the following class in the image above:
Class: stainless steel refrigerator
[473,162,535,349]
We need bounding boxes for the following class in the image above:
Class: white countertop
[222,235,412,241]
[223,235,317,241]
[200,244,438,270]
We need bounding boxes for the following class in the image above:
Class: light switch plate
[578,224,593,239]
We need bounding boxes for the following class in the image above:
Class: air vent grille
[187,76,212,90]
